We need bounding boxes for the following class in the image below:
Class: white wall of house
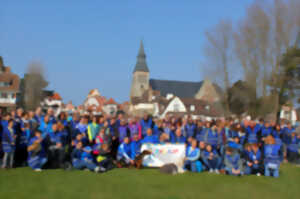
[103,104,118,115]
[161,97,186,117]
[0,91,16,104]
[84,97,100,107]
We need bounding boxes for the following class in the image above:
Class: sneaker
[34,168,42,172]
[94,167,100,173]
[209,169,214,173]
[215,169,220,174]
[99,166,106,172]
[256,173,261,177]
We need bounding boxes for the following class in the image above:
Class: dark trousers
[48,147,65,168]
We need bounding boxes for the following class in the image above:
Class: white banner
[141,143,186,167]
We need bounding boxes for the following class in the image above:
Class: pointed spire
[133,40,149,73]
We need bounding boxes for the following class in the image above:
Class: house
[129,41,224,118]
[83,89,120,116]
[0,56,20,112]
[40,91,63,116]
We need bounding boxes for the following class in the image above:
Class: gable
[195,80,220,102]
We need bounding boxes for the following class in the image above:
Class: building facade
[0,56,20,112]
[129,42,224,118]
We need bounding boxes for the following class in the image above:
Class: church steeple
[133,40,149,73]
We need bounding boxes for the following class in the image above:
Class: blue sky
[0,0,253,105]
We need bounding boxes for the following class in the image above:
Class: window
[190,105,195,112]
[1,92,8,98]
[205,105,210,110]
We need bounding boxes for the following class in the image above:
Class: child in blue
[224,147,243,176]
[117,137,134,165]
[1,119,16,169]
[202,144,221,174]
[71,143,101,172]
[27,130,48,171]
[261,122,273,138]
[171,128,186,144]
[141,128,159,144]
[264,135,281,178]
[184,139,202,172]
[245,144,262,176]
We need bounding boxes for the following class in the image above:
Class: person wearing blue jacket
[1,119,16,169]
[27,130,47,171]
[264,135,282,178]
[204,125,219,149]
[131,134,142,160]
[286,131,300,163]
[184,139,202,172]
[224,147,243,176]
[171,128,186,144]
[245,144,262,176]
[185,119,196,138]
[261,122,273,138]
[245,121,261,144]
[202,144,221,174]
[38,115,53,139]
[117,137,134,165]
[47,123,65,168]
[141,128,159,144]
[71,142,101,172]
[140,115,153,138]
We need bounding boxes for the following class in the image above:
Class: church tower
[130,41,150,100]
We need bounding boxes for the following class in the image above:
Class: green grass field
[0,164,299,199]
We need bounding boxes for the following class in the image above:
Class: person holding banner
[117,137,134,166]
[184,139,202,172]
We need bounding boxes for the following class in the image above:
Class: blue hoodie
[186,146,200,161]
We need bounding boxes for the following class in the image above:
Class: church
[129,41,225,119]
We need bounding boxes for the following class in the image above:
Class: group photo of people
[1,107,300,178]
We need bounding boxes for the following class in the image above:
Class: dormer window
[190,105,195,112]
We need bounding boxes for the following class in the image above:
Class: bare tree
[203,19,233,114]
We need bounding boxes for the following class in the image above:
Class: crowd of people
[1,107,300,178]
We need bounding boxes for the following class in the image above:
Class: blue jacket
[224,153,242,170]
[141,135,159,144]
[261,126,273,137]
[118,125,129,143]
[18,129,32,148]
[27,136,46,160]
[140,119,152,137]
[204,129,219,148]
[118,142,132,161]
[282,127,295,144]
[48,131,63,145]
[185,124,196,138]
[171,134,186,144]
[264,144,281,165]
[39,121,53,138]
[248,149,261,163]
[131,140,141,159]
[186,146,200,161]
[2,127,15,153]
[224,127,237,141]
[287,135,300,152]
[246,125,261,144]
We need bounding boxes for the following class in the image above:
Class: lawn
[0,164,299,199]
